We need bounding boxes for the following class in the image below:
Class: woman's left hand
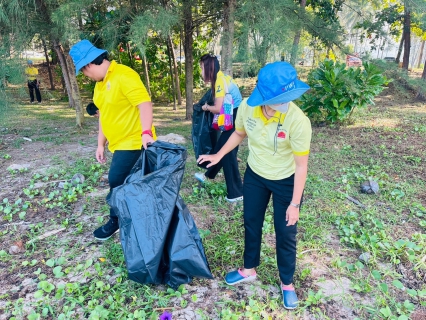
[286,205,299,226]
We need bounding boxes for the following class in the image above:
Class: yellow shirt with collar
[235,98,312,180]
[214,70,243,108]
[25,67,38,80]
[93,60,156,153]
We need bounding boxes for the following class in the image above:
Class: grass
[0,84,425,319]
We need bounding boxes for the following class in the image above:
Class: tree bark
[53,40,74,107]
[183,0,194,120]
[53,40,84,127]
[416,57,426,100]
[221,0,236,76]
[41,38,55,90]
[126,42,134,69]
[402,1,411,70]
[416,40,425,69]
[168,35,182,106]
[396,33,404,64]
[290,0,307,66]
[166,37,177,110]
[64,51,84,127]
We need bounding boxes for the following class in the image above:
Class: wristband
[290,202,300,208]
[142,130,153,137]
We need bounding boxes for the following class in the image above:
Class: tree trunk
[65,52,84,127]
[53,40,84,127]
[168,35,182,106]
[53,40,74,107]
[290,0,307,65]
[396,33,404,64]
[183,0,194,120]
[221,0,236,76]
[166,37,177,110]
[402,1,411,70]
[142,55,151,96]
[415,57,426,100]
[126,42,134,69]
[41,38,55,90]
[416,40,425,69]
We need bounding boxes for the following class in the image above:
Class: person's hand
[142,134,155,149]
[96,146,106,164]
[197,154,221,168]
[286,205,299,226]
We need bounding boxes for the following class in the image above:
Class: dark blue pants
[205,108,243,199]
[243,165,298,285]
[27,80,41,103]
[107,149,142,219]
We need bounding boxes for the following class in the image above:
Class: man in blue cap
[70,40,156,241]
[25,60,42,104]
[198,61,312,310]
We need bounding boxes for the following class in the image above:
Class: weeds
[0,93,425,319]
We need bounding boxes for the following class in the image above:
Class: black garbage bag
[192,89,217,169]
[108,141,213,288]
[165,197,214,288]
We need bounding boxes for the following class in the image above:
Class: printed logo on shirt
[217,85,222,93]
[246,118,257,131]
[277,131,286,139]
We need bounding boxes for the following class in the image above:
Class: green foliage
[370,59,426,98]
[300,59,390,125]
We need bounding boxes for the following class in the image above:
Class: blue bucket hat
[247,62,310,106]
[69,40,107,75]
[27,60,33,65]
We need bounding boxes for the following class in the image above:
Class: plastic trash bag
[108,141,213,288]
[165,196,214,288]
[192,89,218,169]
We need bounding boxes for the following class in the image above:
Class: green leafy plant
[300,59,390,124]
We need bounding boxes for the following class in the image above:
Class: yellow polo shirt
[93,61,156,153]
[25,67,38,80]
[235,98,312,180]
[215,71,243,108]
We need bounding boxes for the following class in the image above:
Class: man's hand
[142,134,154,149]
[286,205,299,226]
[96,145,106,164]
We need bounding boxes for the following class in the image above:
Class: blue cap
[247,62,310,106]
[69,40,107,75]
[27,60,33,64]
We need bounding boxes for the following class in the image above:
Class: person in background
[25,60,41,104]
[70,39,156,241]
[198,62,312,310]
[194,54,243,203]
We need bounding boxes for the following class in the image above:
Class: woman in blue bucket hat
[198,62,312,310]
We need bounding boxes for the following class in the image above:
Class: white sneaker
[225,196,243,203]
[194,172,207,183]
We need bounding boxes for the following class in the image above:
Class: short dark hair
[91,52,109,65]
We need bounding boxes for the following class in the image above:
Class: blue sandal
[225,269,257,285]
[282,285,298,309]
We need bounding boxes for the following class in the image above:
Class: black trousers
[243,165,298,285]
[107,149,142,219]
[205,108,243,199]
[27,80,41,103]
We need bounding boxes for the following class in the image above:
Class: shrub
[299,59,390,125]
